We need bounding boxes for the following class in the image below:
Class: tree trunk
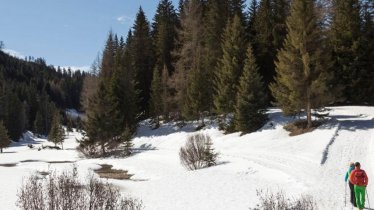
[101,143,106,156]
[1,148,2,153]
[307,91,312,128]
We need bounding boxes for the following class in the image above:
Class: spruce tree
[33,111,44,136]
[330,0,362,103]
[272,0,290,50]
[214,15,247,115]
[150,66,163,127]
[132,7,154,118]
[203,136,218,167]
[247,0,258,43]
[234,46,267,134]
[229,0,247,23]
[4,92,26,141]
[184,45,208,123]
[48,113,65,148]
[85,83,116,156]
[173,0,208,120]
[0,121,10,153]
[204,0,230,112]
[270,0,334,128]
[152,0,178,75]
[253,0,275,91]
[359,2,374,104]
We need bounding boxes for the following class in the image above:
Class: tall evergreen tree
[247,0,258,43]
[150,66,163,126]
[48,112,65,148]
[330,0,362,103]
[132,7,154,117]
[0,121,10,153]
[101,31,116,81]
[3,92,26,140]
[85,82,116,156]
[359,1,374,104]
[173,0,208,119]
[234,46,267,134]
[229,0,247,22]
[271,0,334,128]
[214,15,247,115]
[152,0,178,75]
[272,0,290,50]
[253,0,275,95]
[204,0,231,111]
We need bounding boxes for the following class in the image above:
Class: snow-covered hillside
[0,106,373,210]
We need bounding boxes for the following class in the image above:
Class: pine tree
[234,46,267,134]
[4,92,26,141]
[0,121,10,153]
[272,0,290,50]
[229,0,247,23]
[204,0,230,112]
[150,66,163,127]
[214,15,247,115]
[152,0,178,75]
[270,0,334,128]
[330,0,362,103]
[247,0,258,43]
[121,126,133,156]
[33,111,44,136]
[184,45,208,122]
[359,1,374,104]
[101,31,116,82]
[84,83,116,156]
[252,0,286,97]
[48,113,65,148]
[203,136,218,167]
[173,0,208,120]
[132,7,154,118]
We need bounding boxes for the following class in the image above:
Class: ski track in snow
[0,106,373,209]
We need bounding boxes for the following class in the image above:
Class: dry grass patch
[94,164,133,180]
[284,120,323,136]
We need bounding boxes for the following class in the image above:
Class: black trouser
[349,181,357,206]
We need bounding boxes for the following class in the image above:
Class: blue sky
[0,0,180,70]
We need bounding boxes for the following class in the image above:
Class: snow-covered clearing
[1,106,374,209]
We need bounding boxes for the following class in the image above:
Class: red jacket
[349,169,369,186]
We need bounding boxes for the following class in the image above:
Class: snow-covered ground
[1,106,374,210]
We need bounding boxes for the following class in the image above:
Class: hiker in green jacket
[345,162,357,207]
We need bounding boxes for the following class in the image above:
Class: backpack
[354,170,367,185]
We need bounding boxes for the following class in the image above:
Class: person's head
[355,162,361,169]
[350,162,355,167]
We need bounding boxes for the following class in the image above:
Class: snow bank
[0,107,373,209]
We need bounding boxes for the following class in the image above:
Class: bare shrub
[16,166,143,210]
[252,190,317,210]
[179,134,218,170]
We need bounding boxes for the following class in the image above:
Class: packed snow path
[0,106,373,209]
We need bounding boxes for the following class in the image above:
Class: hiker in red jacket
[349,162,369,210]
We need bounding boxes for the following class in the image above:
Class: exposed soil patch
[284,120,324,136]
[94,164,133,180]
[0,163,17,167]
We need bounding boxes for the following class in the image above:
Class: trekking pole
[367,189,371,209]
[345,182,347,207]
